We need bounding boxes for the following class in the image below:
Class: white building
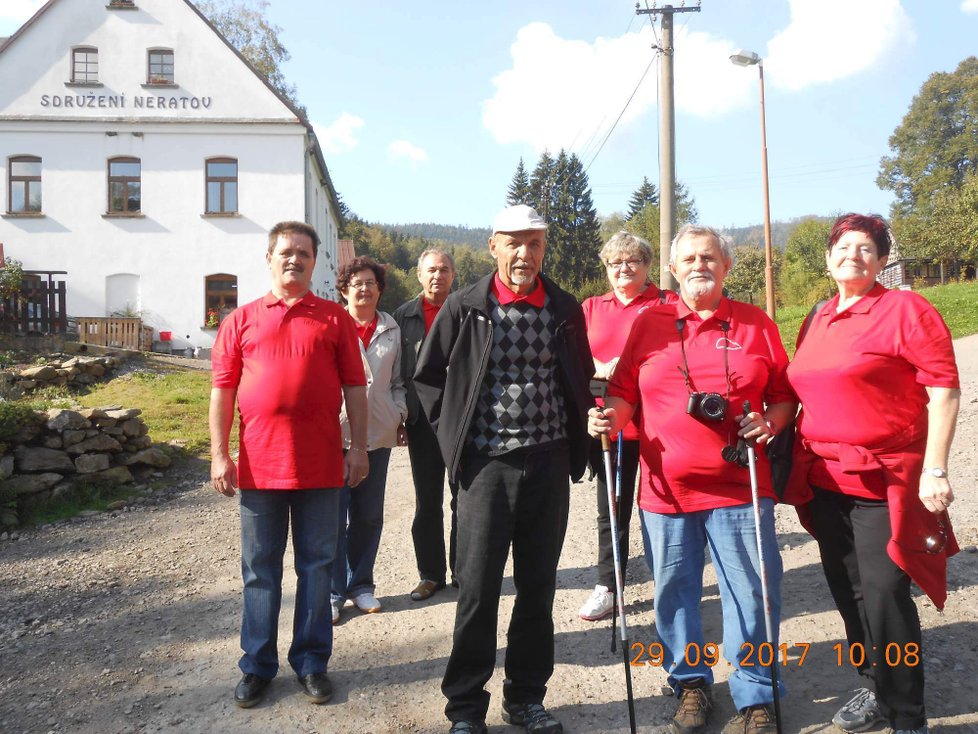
[0,0,342,352]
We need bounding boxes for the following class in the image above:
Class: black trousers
[589,438,641,589]
[407,417,457,585]
[809,487,926,731]
[442,445,570,723]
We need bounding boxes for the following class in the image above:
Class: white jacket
[340,310,408,450]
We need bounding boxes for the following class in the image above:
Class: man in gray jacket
[392,249,458,601]
[414,205,594,734]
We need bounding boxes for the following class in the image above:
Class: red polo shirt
[787,284,959,498]
[608,297,793,513]
[422,296,443,335]
[492,272,546,307]
[212,291,367,490]
[582,285,677,441]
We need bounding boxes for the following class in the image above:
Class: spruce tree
[626,176,658,220]
[507,158,531,206]
[528,151,556,220]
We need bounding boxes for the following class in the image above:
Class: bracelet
[349,446,367,455]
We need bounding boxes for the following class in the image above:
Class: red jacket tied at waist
[784,426,958,610]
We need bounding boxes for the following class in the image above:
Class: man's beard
[684,273,716,299]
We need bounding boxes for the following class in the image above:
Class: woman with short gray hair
[577,231,676,621]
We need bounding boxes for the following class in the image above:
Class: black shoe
[502,701,563,734]
[449,721,488,734]
[233,673,271,708]
[297,672,333,704]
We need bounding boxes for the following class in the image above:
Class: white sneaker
[353,592,382,613]
[331,598,341,625]
[579,584,614,621]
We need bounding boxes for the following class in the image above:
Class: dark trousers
[442,445,570,723]
[590,438,641,589]
[407,417,457,584]
[809,487,926,731]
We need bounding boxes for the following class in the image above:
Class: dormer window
[147,49,174,85]
[71,47,99,84]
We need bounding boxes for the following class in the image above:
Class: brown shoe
[725,704,777,734]
[672,679,711,734]
[410,579,446,601]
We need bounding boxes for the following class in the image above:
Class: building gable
[0,0,301,123]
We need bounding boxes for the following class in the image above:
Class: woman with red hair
[785,213,960,734]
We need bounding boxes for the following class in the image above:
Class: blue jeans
[239,488,340,679]
[332,448,391,601]
[642,499,785,711]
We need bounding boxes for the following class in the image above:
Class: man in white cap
[414,204,595,734]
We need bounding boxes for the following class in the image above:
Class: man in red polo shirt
[210,221,368,709]
[393,249,460,602]
[589,224,796,734]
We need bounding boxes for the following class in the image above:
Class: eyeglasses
[606,258,644,270]
[349,280,378,290]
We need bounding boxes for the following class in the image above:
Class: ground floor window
[205,273,237,326]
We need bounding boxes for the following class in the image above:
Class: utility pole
[636,2,700,291]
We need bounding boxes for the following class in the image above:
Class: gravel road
[1,336,976,734]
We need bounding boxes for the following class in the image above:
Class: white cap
[492,204,548,234]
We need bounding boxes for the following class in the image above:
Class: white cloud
[313,113,364,155]
[766,0,914,91]
[0,0,45,32]
[962,0,978,13]
[388,140,429,163]
[482,22,753,153]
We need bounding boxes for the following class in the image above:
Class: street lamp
[730,49,776,319]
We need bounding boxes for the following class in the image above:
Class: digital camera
[686,392,728,422]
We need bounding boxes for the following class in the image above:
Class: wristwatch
[922,467,949,479]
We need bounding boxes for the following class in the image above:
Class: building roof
[337,239,356,271]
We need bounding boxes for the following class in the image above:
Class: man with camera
[588,224,796,734]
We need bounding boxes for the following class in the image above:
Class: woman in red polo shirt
[578,231,676,622]
[785,213,960,734]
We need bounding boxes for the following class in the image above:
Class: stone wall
[1,355,121,398]
[0,407,172,528]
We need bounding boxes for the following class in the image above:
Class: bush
[0,401,40,440]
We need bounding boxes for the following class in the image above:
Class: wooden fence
[0,276,68,335]
[76,317,148,350]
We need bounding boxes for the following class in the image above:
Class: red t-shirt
[582,285,677,441]
[211,291,367,490]
[422,296,442,335]
[492,272,546,308]
[355,314,378,347]
[787,284,959,498]
[609,297,793,513]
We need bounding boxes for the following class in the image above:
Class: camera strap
[675,318,732,400]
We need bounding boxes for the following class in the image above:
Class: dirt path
[1,336,976,734]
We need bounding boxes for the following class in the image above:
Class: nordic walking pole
[601,428,637,734]
[742,400,784,734]
[610,435,624,653]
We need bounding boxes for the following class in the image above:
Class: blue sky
[4,0,978,230]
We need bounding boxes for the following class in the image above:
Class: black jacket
[391,294,427,426]
[413,272,595,484]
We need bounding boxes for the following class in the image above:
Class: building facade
[0,0,342,352]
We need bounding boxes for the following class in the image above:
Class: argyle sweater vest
[468,294,567,455]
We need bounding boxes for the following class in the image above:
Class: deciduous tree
[197,0,304,114]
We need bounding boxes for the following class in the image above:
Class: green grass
[775,280,978,355]
[75,366,226,457]
[21,481,145,526]
[915,280,978,339]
